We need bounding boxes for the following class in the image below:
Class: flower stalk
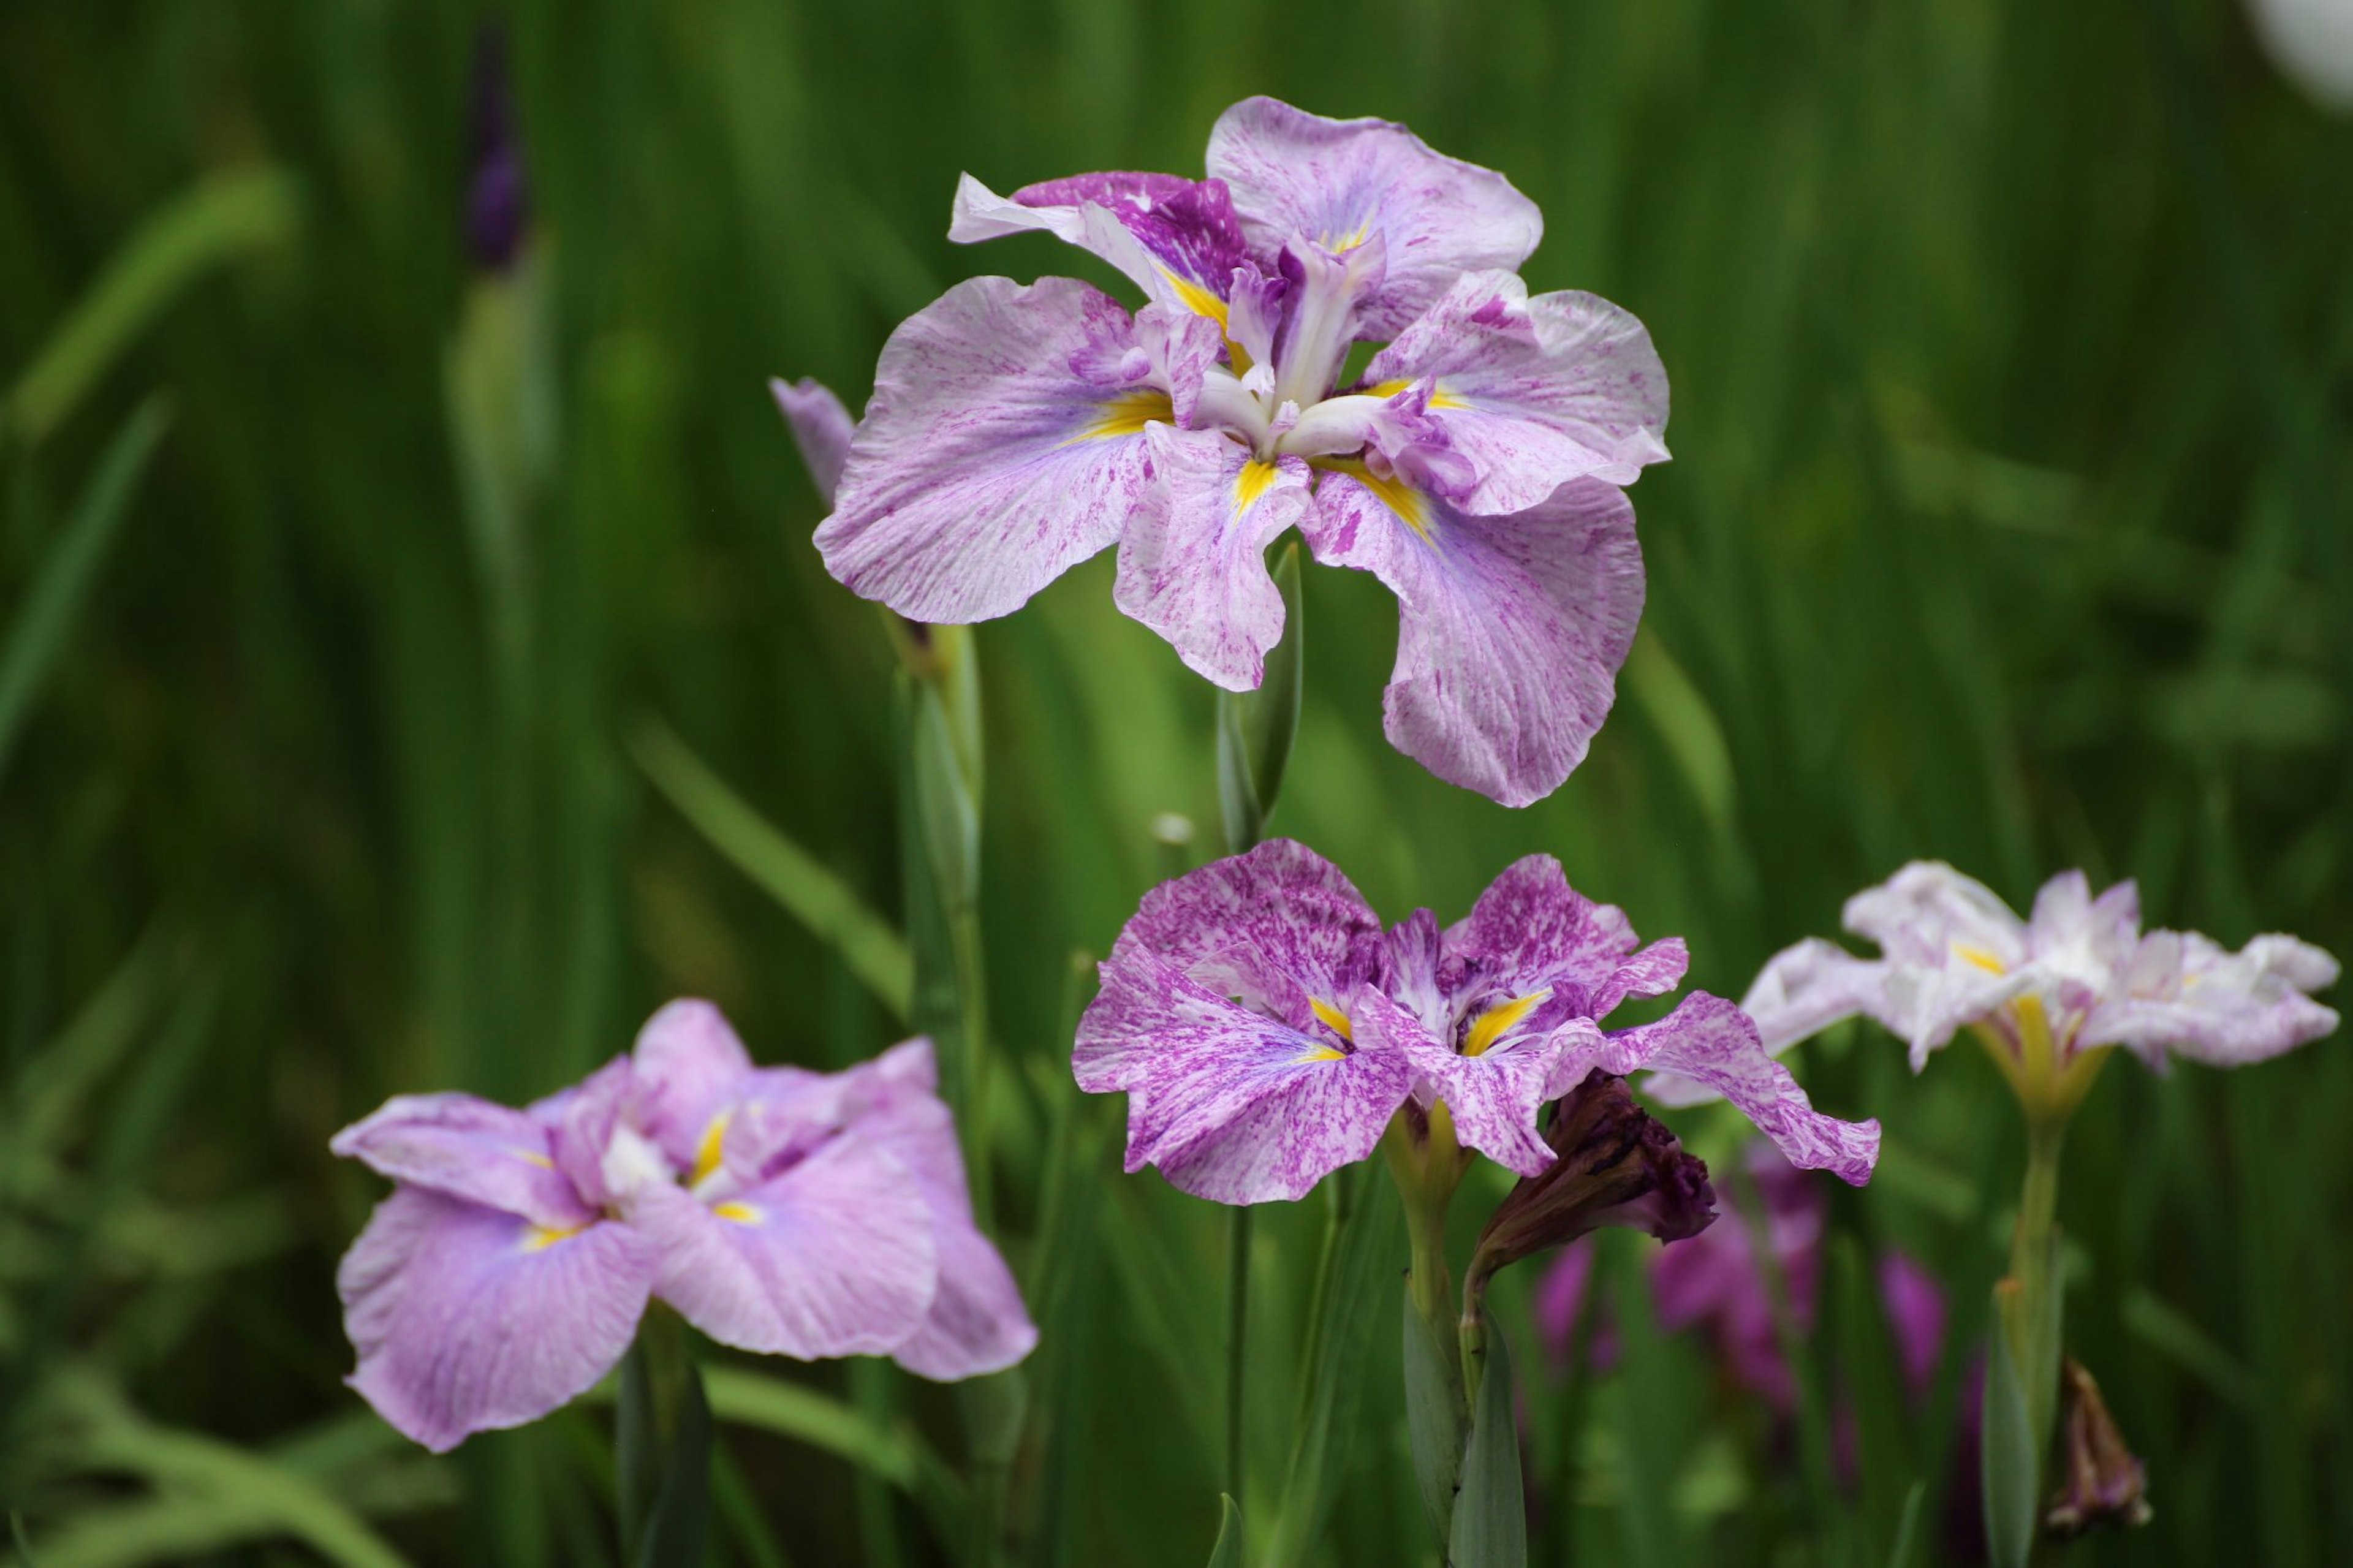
[615,1306,713,1568]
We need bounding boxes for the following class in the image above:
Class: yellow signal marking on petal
[1310,997,1355,1042]
[1316,457,1433,541]
[1362,377,1463,410]
[711,1201,762,1225]
[689,1111,733,1188]
[1234,458,1280,510]
[1072,388,1175,443]
[517,1151,555,1169]
[1320,220,1373,252]
[1161,268,1230,328]
[522,1221,586,1252]
[1462,990,1553,1058]
[1953,944,2008,975]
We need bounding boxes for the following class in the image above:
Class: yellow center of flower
[1075,388,1176,442]
[1313,456,1433,540]
[1953,944,2009,974]
[1360,377,1464,409]
[711,1201,762,1225]
[1461,990,1552,1058]
[521,1221,586,1252]
[1234,458,1280,509]
[689,1112,732,1189]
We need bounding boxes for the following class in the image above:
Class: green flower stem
[1224,1203,1254,1514]
[2010,1110,2068,1447]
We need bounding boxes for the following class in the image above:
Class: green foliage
[1,0,2349,1563]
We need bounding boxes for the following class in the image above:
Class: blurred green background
[2,0,2349,1563]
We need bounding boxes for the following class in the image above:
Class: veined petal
[1357,990,1562,1178]
[1363,271,1670,513]
[644,1134,938,1358]
[770,377,855,508]
[1306,469,1644,808]
[1441,854,1678,1021]
[949,172,1247,321]
[1089,839,1385,1046]
[2083,930,2341,1067]
[1645,938,1888,1108]
[528,1055,635,1211]
[1575,994,1881,1187]
[817,276,1168,623]
[332,1094,591,1230]
[339,1189,655,1452]
[855,1094,1037,1380]
[1115,427,1310,692]
[1843,860,2026,969]
[1075,944,1410,1204]
[1205,97,1542,338]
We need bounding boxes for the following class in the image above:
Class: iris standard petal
[1306,469,1643,808]
[1575,993,1882,1186]
[1363,271,1670,514]
[339,1188,657,1452]
[1205,97,1542,338]
[817,276,1169,623]
[1076,945,1411,1204]
[630,998,758,1175]
[1357,990,1563,1178]
[331,1094,591,1230]
[644,1133,939,1358]
[1113,427,1311,692]
[1094,838,1385,1043]
[949,172,1248,322]
[854,1094,1037,1380]
[771,376,855,507]
[1442,854,1686,1020]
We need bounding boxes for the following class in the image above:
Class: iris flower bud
[2042,1357,2153,1538]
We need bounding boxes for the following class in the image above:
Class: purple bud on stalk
[1465,1069,1716,1312]
[2043,1358,2153,1538]
[466,23,529,273]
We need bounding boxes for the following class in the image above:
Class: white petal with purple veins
[1365,271,1670,514]
[1306,470,1644,808]
[817,276,1169,624]
[1115,427,1309,692]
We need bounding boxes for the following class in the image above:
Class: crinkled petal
[1571,994,1881,1186]
[339,1189,654,1452]
[1646,938,1891,1109]
[817,276,1166,623]
[1442,854,1675,1021]
[1364,272,1670,513]
[528,1055,635,1210]
[949,172,1248,321]
[855,1094,1037,1379]
[630,999,758,1173]
[1205,97,1541,338]
[1114,428,1310,691]
[2083,930,2341,1067]
[1357,990,1560,1178]
[1843,861,2026,969]
[332,1094,590,1230]
[771,377,855,507]
[1075,945,1411,1204]
[645,1134,938,1358]
[1306,470,1643,808]
[1093,838,1385,1044]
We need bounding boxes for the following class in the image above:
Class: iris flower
[808,97,1670,806]
[1072,840,1878,1205]
[1670,862,2341,1114]
[332,1001,1035,1451]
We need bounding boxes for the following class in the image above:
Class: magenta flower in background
[1538,1142,1947,1413]
[332,1001,1035,1451]
[801,97,1670,806]
[1648,862,2341,1109]
[1072,840,1878,1205]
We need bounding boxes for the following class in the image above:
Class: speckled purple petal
[1096,839,1385,1043]
[949,172,1247,320]
[1572,993,1881,1186]
[332,1094,592,1230]
[2083,929,2341,1067]
[1205,97,1541,338]
[1355,990,1560,1178]
[1113,427,1309,691]
[854,1094,1037,1380]
[1646,937,1889,1108]
[1076,943,1409,1205]
[339,1188,656,1452]
[643,1132,938,1358]
[770,377,855,507]
[817,276,1165,623]
[1364,271,1670,513]
[1442,854,1682,1020]
[1306,471,1643,808]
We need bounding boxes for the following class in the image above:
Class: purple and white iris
[1657,862,2341,1104]
[332,1001,1036,1452]
[807,97,1670,807]
[1072,840,1879,1206]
